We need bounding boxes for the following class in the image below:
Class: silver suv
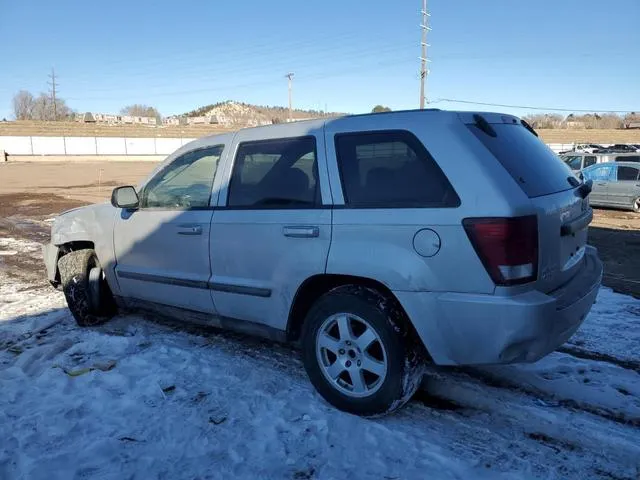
[43,110,603,415]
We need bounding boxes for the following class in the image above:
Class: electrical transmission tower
[419,0,431,109]
[48,68,59,120]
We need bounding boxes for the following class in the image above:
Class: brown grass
[2,122,640,144]
[0,121,233,138]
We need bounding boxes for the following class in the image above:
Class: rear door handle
[283,226,319,238]
[177,224,202,235]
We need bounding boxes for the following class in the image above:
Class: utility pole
[48,68,58,120]
[286,73,294,122]
[419,0,431,109]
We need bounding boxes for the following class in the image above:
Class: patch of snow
[567,287,640,364]
[0,279,638,478]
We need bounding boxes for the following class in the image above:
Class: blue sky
[1,0,639,119]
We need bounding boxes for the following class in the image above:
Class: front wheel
[301,286,424,416]
[633,197,640,213]
[58,249,116,326]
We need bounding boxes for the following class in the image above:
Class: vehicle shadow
[588,225,640,299]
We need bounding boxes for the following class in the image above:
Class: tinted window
[584,156,597,168]
[584,165,614,182]
[142,145,223,208]
[616,155,640,162]
[617,166,640,181]
[468,123,575,198]
[335,130,459,207]
[228,136,318,207]
[564,155,583,170]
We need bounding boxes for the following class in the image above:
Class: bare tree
[12,90,35,120]
[31,93,73,120]
[12,90,73,120]
[120,104,161,120]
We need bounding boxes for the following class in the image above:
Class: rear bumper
[395,246,603,365]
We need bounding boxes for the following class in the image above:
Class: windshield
[468,122,577,197]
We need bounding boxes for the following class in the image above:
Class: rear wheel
[301,285,424,416]
[58,249,116,326]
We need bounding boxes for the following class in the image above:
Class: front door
[209,130,332,331]
[113,145,224,314]
[609,165,640,206]
[585,164,615,205]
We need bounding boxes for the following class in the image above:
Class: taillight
[463,216,538,286]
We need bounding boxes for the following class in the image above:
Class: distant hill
[181,100,344,126]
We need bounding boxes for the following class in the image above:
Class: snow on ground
[0,237,639,479]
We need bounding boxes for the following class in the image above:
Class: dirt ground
[1,161,639,298]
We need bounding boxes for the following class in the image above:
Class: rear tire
[58,249,116,327]
[633,197,640,213]
[301,285,424,416]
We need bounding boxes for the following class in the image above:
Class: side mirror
[111,186,139,209]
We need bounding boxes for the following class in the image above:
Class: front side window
[564,155,583,170]
[335,130,459,207]
[141,145,223,208]
[583,156,597,168]
[584,165,614,182]
[617,166,640,181]
[227,136,318,207]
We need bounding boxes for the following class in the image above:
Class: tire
[633,197,640,213]
[301,285,425,416]
[58,249,116,326]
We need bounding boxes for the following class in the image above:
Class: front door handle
[283,225,319,238]
[177,224,203,235]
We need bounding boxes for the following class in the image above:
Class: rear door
[609,165,640,207]
[464,113,592,293]
[209,123,332,331]
[113,144,225,314]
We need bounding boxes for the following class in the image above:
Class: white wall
[0,136,32,154]
[96,137,127,155]
[0,136,620,157]
[0,135,202,156]
[64,137,97,155]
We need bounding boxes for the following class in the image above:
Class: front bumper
[395,246,603,366]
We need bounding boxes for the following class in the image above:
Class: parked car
[43,110,602,415]
[559,143,602,155]
[561,153,600,171]
[595,144,640,154]
[581,161,640,212]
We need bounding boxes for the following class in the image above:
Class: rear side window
[335,130,459,208]
[617,166,640,181]
[227,136,319,208]
[616,155,640,163]
[468,123,575,198]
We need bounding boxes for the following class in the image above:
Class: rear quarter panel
[323,111,533,294]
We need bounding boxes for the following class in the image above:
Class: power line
[419,0,430,109]
[430,97,637,114]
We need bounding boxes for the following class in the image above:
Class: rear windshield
[468,123,576,198]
